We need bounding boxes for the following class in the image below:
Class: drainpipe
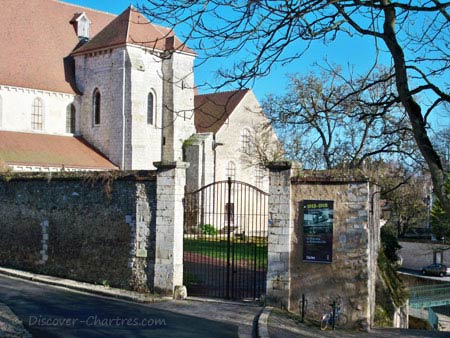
[213,136,224,183]
[121,50,126,169]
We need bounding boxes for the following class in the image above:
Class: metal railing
[428,307,439,330]
[409,284,450,308]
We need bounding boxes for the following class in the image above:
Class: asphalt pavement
[266,308,450,338]
[0,274,260,338]
[2,269,450,338]
[398,268,450,283]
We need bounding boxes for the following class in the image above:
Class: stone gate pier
[265,162,380,329]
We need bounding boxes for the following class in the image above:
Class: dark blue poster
[302,200,333,263]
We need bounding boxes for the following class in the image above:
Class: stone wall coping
[266,161,292,171]
[292,170,369,185]
[399,239,449,247]
[0,170,157,182]
[153,161,190,170]
[292,177,369,185]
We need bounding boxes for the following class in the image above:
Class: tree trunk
[381,1,450,215]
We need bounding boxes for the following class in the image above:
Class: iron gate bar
[183,178,269,300]
[227,177,231,299]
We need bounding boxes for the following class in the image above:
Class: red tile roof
[0,131,117,170]
[74,6,195,55]
[0,0,115,94]
[0,1,193,95]
[194,90,249,134]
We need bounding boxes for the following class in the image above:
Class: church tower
[72,6,196,169]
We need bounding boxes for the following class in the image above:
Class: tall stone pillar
[153,161,189,294]
[266,161,293,308]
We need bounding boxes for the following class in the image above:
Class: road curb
[257,306,273,338]
[0,267,167,304]
[187,296,261,307]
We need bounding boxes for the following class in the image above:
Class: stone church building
[0,0,277,190]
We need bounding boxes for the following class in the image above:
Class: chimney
[165,36,175,51]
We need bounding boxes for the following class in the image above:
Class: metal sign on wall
[301,200,334,263]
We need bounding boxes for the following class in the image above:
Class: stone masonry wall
[0,171,156,291]
[75,48,128,168]
[290,177,377,329]
[128,46,163,170]
[399,241,450,270]
[184,133,215,192]
[266,163,293,308]
[161,52,196,163]
[215,91,272,191]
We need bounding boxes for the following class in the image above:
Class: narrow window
[241,128,252,154]
[31,97,43,130]
[66,104,76,133]
[147,92,154,125]
[226,161,236,181]
[93,88,101,125]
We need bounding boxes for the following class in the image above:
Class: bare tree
[263,66,417,169]
[239,122,285,168]
[431,176,450,240]
[142,0,450,214]
[376,162,430,236]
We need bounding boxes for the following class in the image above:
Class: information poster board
[301,200,334,263]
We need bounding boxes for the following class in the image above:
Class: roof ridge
[195,88,250,97]
[56,0,116,17]
[125,6,132,43]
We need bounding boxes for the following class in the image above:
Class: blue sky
[61,1,378,95]
[62,0,449,130]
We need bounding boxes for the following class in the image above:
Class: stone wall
[128,46,164,170]
[184,133,215,192]
[215,91,272,190]
[289,176,379,329]
[0,171,156,292]
[399,241,450,270]
[265,163,380,329]
[161,51,196,163]
[266,163,293,308]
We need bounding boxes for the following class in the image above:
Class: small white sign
[136,249,147,258]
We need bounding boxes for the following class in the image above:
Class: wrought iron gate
[183,178,269,300]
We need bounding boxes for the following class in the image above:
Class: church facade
[0,0,278,190]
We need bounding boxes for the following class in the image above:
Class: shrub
[199,224,217,236]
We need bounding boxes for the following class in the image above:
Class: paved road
[0,275,241,338]
[398,268,450,283]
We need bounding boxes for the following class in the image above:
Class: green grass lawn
[184,238,268,269]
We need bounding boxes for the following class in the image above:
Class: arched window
[92,88,101,125]
[66,104,76,133]
[147,92,155,125]
[241,128,252,154]
[226,161,236,180]
[31,97,43,130]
